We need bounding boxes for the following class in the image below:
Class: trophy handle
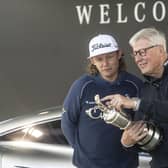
[85,107,103,119]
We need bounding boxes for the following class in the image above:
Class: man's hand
[121,121,148,147]
[101,94,136,111]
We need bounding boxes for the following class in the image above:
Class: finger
[101,95,114,101]
[106,101,111,106]
[136,131,148,141]
[126,121,145,132]
[132,123,147,138]
[105,98,116,107]
[115,101,122,111]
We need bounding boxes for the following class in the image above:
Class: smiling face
[131,39,166,78]
[90,51,121,81]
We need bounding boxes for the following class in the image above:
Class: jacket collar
[143,59,168,86]
[94,71,127,86]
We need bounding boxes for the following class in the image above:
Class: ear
[160,46,168,60]
[159,45,163,53]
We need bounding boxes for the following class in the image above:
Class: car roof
[0,106,63,136]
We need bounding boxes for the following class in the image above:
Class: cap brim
[88,49,118,59]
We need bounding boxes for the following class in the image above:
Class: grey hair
[129,27,167,51]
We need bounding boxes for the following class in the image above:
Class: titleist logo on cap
[88,34,119,58]
[91,43,111,52]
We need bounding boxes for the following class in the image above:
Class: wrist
[121,140,134,148]
[131,97,141,111]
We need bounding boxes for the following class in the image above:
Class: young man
[102,28,168,168]
[61,34,142,168]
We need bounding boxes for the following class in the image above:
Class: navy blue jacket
[134,61,168,168]
[61,71,143,168]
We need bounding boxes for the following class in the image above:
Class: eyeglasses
[131,45,159,58]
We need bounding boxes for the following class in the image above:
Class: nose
[134,54,143,63]
[102,58,108,66]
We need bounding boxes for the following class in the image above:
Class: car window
[0,119,69,146]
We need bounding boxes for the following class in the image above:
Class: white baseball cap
[88,34,119,58]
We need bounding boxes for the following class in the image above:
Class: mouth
[103,68,112,71]
[138,62,148,69]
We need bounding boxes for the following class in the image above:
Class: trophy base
[138,123,162,151]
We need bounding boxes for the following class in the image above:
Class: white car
[0,106,151,168]
[0,106,75,168]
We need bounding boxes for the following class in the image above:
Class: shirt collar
[144,59,168,85]
[94,71,127,86]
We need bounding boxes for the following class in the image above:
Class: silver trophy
[86,94,162,151]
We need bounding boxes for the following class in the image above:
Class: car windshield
[0,120,68,146]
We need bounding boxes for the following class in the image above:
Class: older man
[102,27,168,168]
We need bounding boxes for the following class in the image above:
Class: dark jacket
[135,61,168,168]
[61,71,143,168]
